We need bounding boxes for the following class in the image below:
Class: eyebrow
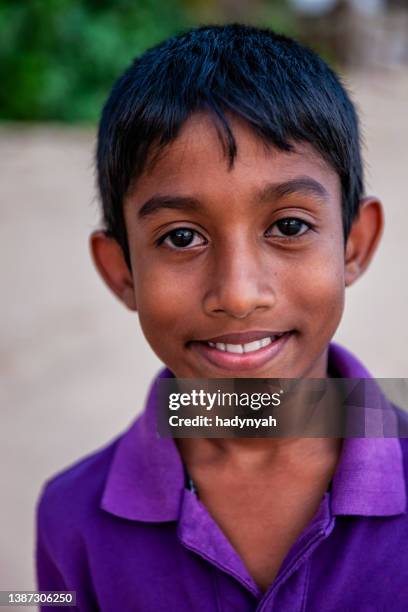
[138,195,201,219]
[137,176,329,219]
[258,177,329,203]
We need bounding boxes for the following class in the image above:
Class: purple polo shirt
[36,344,408,611]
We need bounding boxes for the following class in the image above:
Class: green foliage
[0,0,298,122]
[0,0,191,122]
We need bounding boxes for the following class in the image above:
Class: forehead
[126,112,341,209]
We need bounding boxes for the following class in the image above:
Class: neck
[177,436,343,475]
[176,348,341,478]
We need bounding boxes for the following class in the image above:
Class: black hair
[96,23,363,267]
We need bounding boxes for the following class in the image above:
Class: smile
[190,330,294,372]
[207,334,282,354]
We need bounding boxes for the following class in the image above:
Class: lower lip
[189,332,293,373]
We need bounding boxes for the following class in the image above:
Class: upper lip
[196,330,291,344]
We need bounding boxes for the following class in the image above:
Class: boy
[36,24,408,610]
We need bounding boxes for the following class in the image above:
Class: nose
[203,240,277,319]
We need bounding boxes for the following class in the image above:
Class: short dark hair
[96,23,364,266]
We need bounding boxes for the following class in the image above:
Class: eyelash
[156,218,314,250]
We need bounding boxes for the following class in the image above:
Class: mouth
[188,330,295,373]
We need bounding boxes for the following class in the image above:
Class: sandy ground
[1,69,407,603]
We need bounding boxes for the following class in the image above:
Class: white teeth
[243,340,263,353]
[208,335,277,354]
[226,343,244,354]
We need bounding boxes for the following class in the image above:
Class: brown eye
[168,228,194,247]
[268,218,311,237]
[159,228,207,249]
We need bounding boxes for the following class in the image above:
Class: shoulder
[391,406,408,496]
[395,406,408,458]
[36,435,120,549]
[394,404,408,432]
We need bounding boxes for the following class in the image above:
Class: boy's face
[92,113,382,379]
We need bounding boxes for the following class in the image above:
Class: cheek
[133,261,199,356]
[291,242,345,336]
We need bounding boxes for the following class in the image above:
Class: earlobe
[344,196,384,287]
[89,231,137,311]
[344,240,361,286]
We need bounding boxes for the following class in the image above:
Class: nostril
[203,282,277,318]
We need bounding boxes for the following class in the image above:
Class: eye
[158,227,207,249]
[267,217,311,238]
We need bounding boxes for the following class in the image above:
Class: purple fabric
[36,343,408,611]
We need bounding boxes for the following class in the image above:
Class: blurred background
[1,0,408,603]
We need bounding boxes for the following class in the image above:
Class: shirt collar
[100,343,406,521]
[329,343,406,516]
[101,367,184,521]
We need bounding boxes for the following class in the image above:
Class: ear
[89,231,137,311]
[345,196,384,287]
